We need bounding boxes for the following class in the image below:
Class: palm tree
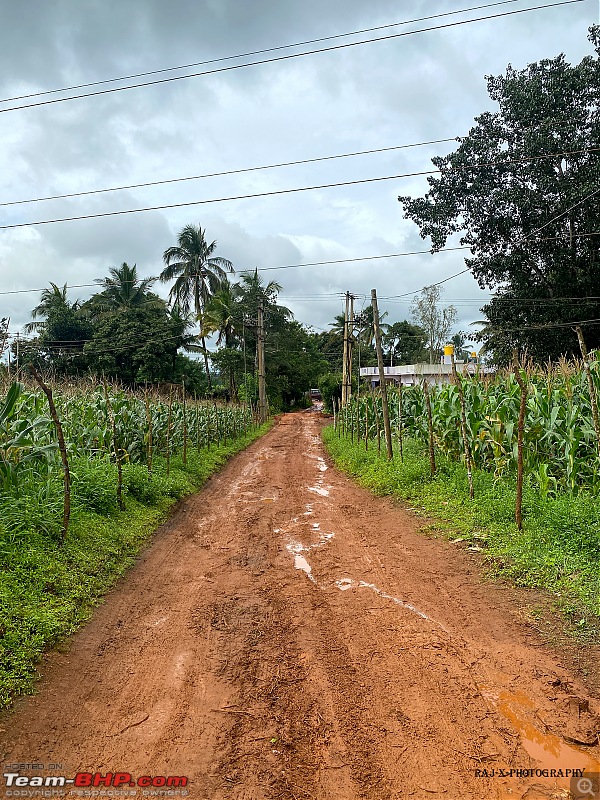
[160,224,233,387]
[202,279,239,348]
[236,269,290,320]
[24,283,74,333]
[91,263,157,315]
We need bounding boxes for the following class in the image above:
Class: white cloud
[0,0,595,338]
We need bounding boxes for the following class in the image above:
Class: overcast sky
[0,0,597,351]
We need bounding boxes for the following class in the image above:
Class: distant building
[359,362,494,388]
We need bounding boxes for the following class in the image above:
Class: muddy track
[1,412,600,799]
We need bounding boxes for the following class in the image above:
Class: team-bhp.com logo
[3,772,188,790]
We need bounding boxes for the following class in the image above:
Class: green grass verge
[0,422,272,710]
[323,426,600,627]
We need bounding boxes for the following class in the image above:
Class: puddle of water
[480,687,600,775]
[286,540,317,582]
[335,578,447,631]
[293,553,315,582]
[308,485,330,496]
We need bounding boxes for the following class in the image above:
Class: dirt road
[1,412,600,800]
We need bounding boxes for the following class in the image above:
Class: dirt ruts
[1,411,599,799]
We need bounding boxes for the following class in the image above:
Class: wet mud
[1,412,599,799]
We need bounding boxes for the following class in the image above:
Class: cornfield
[0,376,255,503]
[335,360,600,497]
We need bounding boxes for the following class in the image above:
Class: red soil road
[1,411,600,800]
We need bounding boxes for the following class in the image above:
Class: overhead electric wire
[2,232,599,300]
[0,0,526,105]
[0,0,584,114]
[14,312,600,356]
[2,146,599,230]
[0,138,460,208]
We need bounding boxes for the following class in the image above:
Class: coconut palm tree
[90,263,157,314]
[160,224,233,387]
[24,283,74,333]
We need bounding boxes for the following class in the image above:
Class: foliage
[399,29,600,364]
[410,285,457,364]
[0,409,272,711]
[318,372,344,413]
[383,320,428,366]
[160,224,234,385]
[83,301,186,384]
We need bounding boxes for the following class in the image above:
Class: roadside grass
[0,422,272,710]
[322,426,600,628]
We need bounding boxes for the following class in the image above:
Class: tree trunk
[201,333,212,388]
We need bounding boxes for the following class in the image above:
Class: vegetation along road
[1,411,600,799]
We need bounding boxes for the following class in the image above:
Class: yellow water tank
[443,344,454,356]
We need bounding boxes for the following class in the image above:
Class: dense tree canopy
[399,28,600,364]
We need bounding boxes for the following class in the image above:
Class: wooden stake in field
[451,352,474,499]
[575,325,600,458]
[423,379,436,477]
[103,381,124,511]
[214,401,220,445]
[513,352,528,531]
[372,389,382,455]
[195,395,201,451]
[144,386,153,474]
[29,366,71,540]
[371,289,393,460]
[181,380,188,466]
[166,386,173,476]
[397,383,404,463]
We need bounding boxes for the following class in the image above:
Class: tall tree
[160,224,233,386]
[24,283,73,334]
[399,28,600,364]
[24,283,91,374]
[89,263,158,315]
[383,320,428,366]
[202,279,240,399]
[410,286,457,364]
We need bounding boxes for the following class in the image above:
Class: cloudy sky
[0,0,597,351]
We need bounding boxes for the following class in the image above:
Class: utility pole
[347,293,354,405]
[371,288,393,460]
[341,292,355,407]
[341,292,349,407]
[257,299,267,423]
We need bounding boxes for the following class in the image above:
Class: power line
[0,0,525,105]
[0,1,583,115]
[0,139,459,208]
[3,146,599,230]
[2,232,598,299]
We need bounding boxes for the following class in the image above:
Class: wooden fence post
[103,380,124,511]
[423,380,436,477]
[451,353,474,499]
[513,352,528,531]
[29,366,71,540]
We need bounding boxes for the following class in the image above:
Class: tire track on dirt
[1,412,599,800]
